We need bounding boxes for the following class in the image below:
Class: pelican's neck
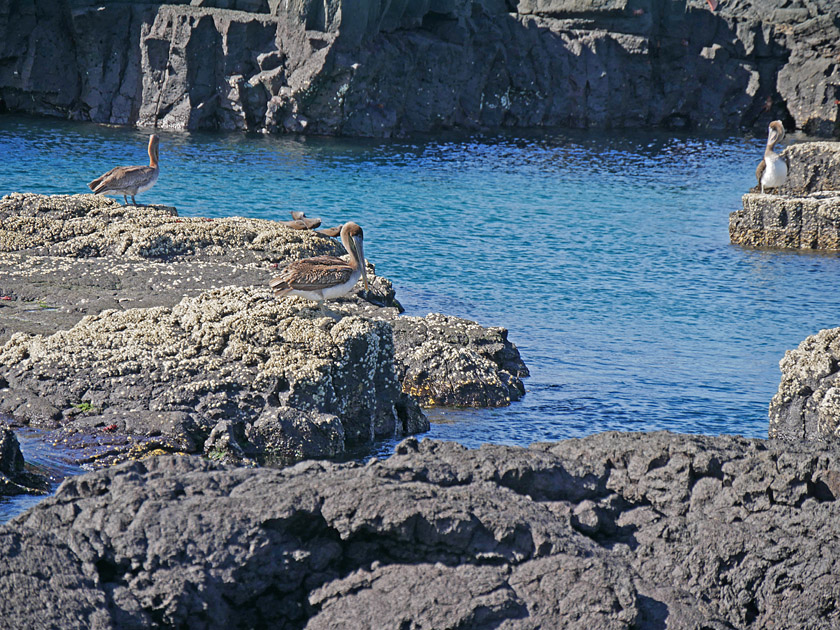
[341,229,360,269]
[149,141,159,169]
[765,131,781,157]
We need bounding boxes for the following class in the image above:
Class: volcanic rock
[2,431,839,628]
[769,327,840,442]
[0,0,838,137]
[0,427,49,495]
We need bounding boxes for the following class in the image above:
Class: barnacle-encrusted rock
[0,193,527,464]
[769,327,840,441]
[0,427,49,495]
[0,286,427,463]
[0,192,340,262]
[729,192,840,250]
[392,313,529,407]
[4,432,840,628]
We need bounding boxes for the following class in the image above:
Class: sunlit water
[2,114,839,479]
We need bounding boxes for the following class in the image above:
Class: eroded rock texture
[3,432,840,628]
[730,142,840,250]
[0,193,527,462]
[770,327,840,442]
[0,0,838,137]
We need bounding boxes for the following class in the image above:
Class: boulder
[0,427,49,495]
[3,431,840,627]
[730,142,840,250]
[392,313,529,407]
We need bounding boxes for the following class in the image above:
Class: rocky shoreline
[0,193,527,466]
[3,431,840,628]
[1,0,838,137]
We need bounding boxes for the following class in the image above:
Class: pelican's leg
[131,195,138,206]
[123,195,129,205]
[761,184,765,194]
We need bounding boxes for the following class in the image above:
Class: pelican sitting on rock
[88,134,160,206]
[270,221,369,314]
[756,121,788,194]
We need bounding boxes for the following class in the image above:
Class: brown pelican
[88,134,160,206]
[269,221,369,313]
[755,121,789,194]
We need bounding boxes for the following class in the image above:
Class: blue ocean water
[1,114,839,460]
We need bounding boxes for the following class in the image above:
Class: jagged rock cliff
[0,0,837,137]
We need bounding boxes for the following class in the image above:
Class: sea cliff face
[0,0,837,137]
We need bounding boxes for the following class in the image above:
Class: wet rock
[0,427,49,495]
[2,431,840,628]
[769,327,840,442]
[0,0,838,137]
[392,313,529,407]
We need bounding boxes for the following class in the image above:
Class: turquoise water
[2,114,840,456]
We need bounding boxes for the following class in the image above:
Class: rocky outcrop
[0,285,427,464]
[0,193,527,462]
[0,0,838,137]
[3,431,840,628]
[0,427,49,495]
[392,313,529,407]
[730,142,840,250]
[769,327,840,442]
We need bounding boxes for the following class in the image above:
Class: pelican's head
[768,120,785,146]
[148,134,160,167]
[342,222,369,292]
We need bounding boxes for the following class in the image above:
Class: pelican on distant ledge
[88,134,160,206]
[269,221,370,314]
[756,120,788,194]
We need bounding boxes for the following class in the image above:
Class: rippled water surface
[2,114,840,459]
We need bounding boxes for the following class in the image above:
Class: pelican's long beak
[355,236,369,292]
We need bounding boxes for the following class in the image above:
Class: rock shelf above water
[0,193,528,464]
[2,431,840,628]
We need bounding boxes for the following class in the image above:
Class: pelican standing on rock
[756,121,788,194]
[88,134,160,206]
[270,221,369,314]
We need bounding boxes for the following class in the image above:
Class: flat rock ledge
[770,327,840,442]
[730,143,840,250]
[2,431,840,629]
[0,193,528,464]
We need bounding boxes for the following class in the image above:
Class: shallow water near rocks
[2,115,840,474]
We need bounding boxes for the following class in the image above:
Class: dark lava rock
[0,0,838,137]
[0,427,49,495]
[2,431,840,628]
